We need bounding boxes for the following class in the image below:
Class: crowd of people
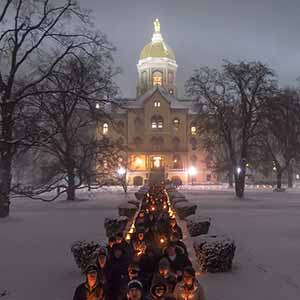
[73,185,206,300]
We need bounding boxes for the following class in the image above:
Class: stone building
[98,19,216,185]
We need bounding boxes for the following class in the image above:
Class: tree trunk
[276,171,282,189]
[0,103,14,218]
[234,169,245,198]
[287,165,293,188]
[228,168,233,188]
[67,166,76,201]
[0,159,12,218]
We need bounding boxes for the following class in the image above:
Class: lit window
[169,89,174,95]
[103,123,108,135]
[154,101,161,108]
[173,118,180,130]
[153,72,162,86]
[151,121,157,128]
[158,120,163,128]
[191,126,197,135]
[96,103,100,109]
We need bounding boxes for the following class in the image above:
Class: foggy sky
[80,0,300,98]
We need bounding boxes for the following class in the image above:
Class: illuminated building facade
[97,19,216,185]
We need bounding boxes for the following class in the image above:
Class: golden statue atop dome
[154,18,160,33]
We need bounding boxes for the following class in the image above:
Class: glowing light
[160,237,165,244]
[125,234,131,241]
[135,157,143,166]
[188,166,197,176]
[117,167,126,176]
[236,167,242,175]
[296,174,300,180]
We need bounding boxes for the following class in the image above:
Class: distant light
[96,103,100,109]
[296,174,300,180]
[117,167,126,176]
[273,167,277,171]
[188,166,197,176]
[237,167,242,175]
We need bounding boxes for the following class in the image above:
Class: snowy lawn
[181,188,300,300]
[0,188,136,300]
[0,187,300,300]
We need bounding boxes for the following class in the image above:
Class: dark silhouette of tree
[186,61,277,198]
[0,0,116,216]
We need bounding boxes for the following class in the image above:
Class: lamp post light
[117,166,126,177]
[188,166,198,185]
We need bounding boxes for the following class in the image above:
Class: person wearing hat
[151,258,177,298]
[169,218,183,240]
[119,263,145,300]
[164,242,192,281]
[147,282,170,300]
[73,264,106,300]
[126,280,144,300]
[173,266,206,300]
[96,246,112,298]
[116,232,133,259]
[169,232,188,257]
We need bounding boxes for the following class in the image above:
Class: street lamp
[117,167,126,176]
[188,166,198,185]
[236,167,242,175]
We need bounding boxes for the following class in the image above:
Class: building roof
[125,86,199,114]
[139,19,176,61]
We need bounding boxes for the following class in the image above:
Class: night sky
[80,0,300,98]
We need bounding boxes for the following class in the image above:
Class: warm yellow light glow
[125,234,131,241]
[188,166,197,176]
[153,156,162,168]
[154,18,160,33]
[103,123,108,135]
[191,126,196,135]
[135,157,143,166]
[160,238,165,244]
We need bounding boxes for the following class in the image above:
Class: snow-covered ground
[182,188,300,300]
[0,187,299,300]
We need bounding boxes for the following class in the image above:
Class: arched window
[154,101,161,108]
[103,123,108,135]
[157,116,163,129]
[151,115,163,129]
[190,137,197,150]
[152,70,162,86]
[151,116,157,129]
[173,118,180,130]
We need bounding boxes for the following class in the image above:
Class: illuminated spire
[154,18,160,33]
[152,18,163,43]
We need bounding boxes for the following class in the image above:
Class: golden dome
[139,19,176,61]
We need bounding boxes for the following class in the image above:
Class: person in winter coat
[147,282,173,300]
[119,263,146,300]
[95,247,112,298]
[169,232,188,257]
[169,218,183,240]
[110,243,130,300]
[164,242,192,281]
[73,264,106,300]
[116,232,133,258]
[151,258,177,298]
[126,280,144,300]
[107,236,116,257]
[173,266,206,300]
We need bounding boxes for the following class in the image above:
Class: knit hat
[158,258,170,270]
[151,282,167,296]
[85,264,98,274]
[128,280,143,291]
[183,266,196,277]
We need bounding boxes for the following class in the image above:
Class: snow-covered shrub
[104,216,128,237]
[186,215,211,237]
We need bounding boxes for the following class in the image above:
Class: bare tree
[186,61,277,198]
[257,88,300,190]
[0,0,116,216]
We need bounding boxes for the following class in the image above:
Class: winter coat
[151,273,177,297]
[110,255,130,299]
[169,225,183,240]
[73,282,104,300]
[164,253,192,275]
[95,262,112,298]
[118,275,147,300]
[173,280,206,300]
